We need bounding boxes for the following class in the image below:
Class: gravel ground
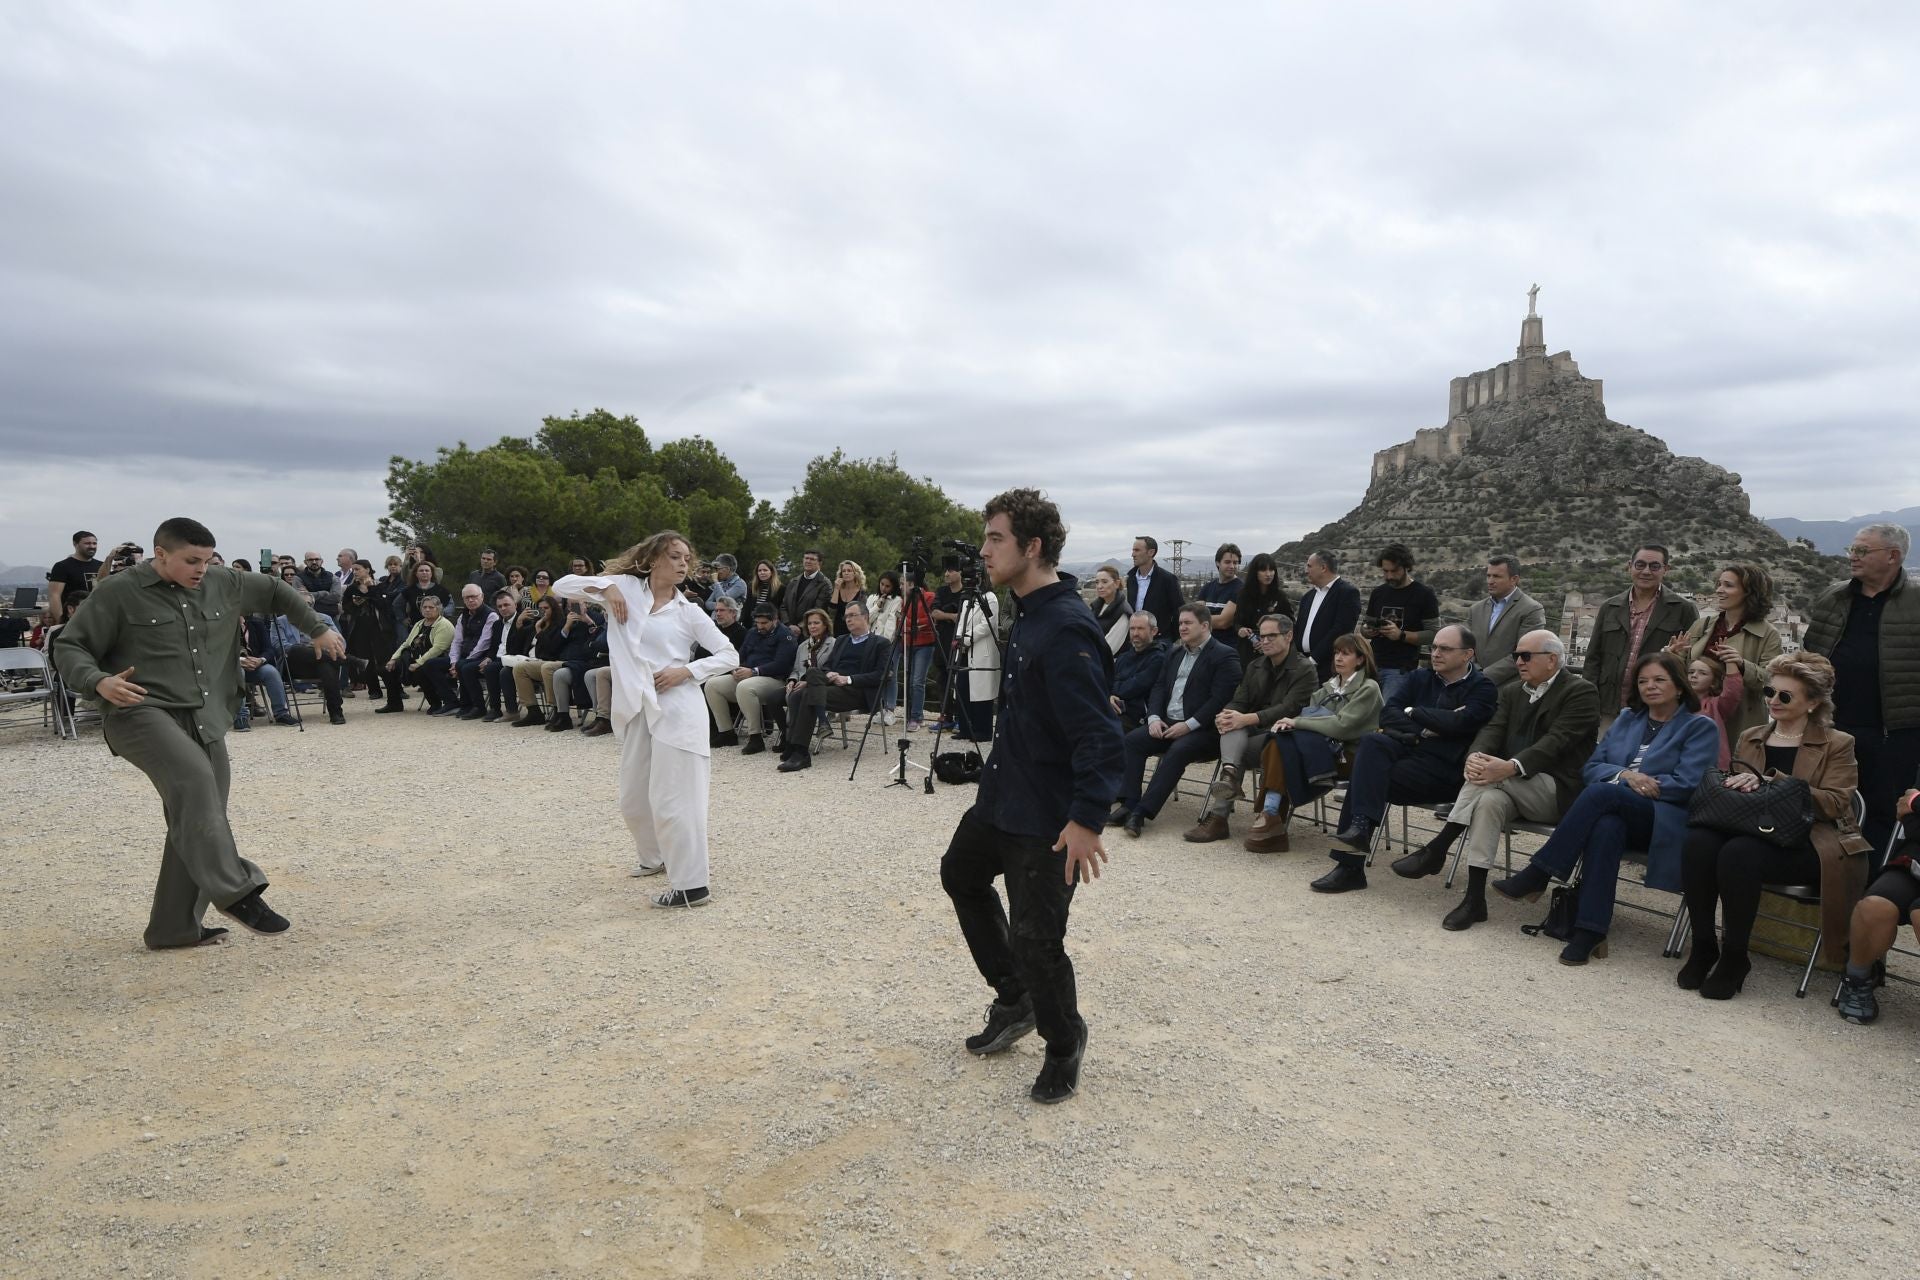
[4,698,1918,1280]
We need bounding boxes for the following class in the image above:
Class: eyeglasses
[1630,560,1666,572]
[1510,650,1547,662]
[1845,544,1889,558]
[1761,685,1795,704]
[1256,632,1284,643]
[1429,643,1466,653]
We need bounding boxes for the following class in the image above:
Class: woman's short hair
[1766,652,1836,729]
[1095,564,1122,584]
[801,607,833,637]
[714,553,738,571]
[1719,562,1773,620]
[1330,632,1378,682]
[1630,650,1698,713]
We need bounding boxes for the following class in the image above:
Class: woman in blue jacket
[1494,651,1720,966]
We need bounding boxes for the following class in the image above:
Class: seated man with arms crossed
[448,583,501,720]
[777,598,891,772]
[1316,624,1497,893]
[1391,629,1598,930]
[706,602,798,755]
[1110,603,1241,837]
[1185,612,1319,843]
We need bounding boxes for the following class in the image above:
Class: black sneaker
[965,996,1036,1055]
[327,709,346,725]
[217,888,289,935]
[1836,974,1879,1024]
[1029,1019,1088,1104]
[272,713,299,727]
[741,734,767,756]
[650,887,712,909]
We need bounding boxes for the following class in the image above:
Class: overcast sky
[3,1,1917,574]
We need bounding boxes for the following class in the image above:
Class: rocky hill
[1275,307,1847,626]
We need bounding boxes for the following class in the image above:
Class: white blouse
[550,574,739,755]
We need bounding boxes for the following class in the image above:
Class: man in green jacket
[53,517,342,950]
[1185,613,1319,843]
[1582,543,1699,732]
[1803,522,1920,855]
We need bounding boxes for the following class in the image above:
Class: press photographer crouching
[379,594,455,714]
[777,597,891,772]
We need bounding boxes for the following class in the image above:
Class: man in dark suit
[1295,549,1361,681]
[1125,536,1184,641]
[1392,629,1600,930]
[1110,603,1241,836]
[1317,624,1498,893]
[1465,554,1547,687]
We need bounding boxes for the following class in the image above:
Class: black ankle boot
[1676,937,1721,990]
[1493,863,1552,902]
[1558,928,1608,966]
[1699,952,1750,1000]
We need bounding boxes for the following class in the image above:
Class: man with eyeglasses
[1320,624,1497,892]
[1803,522,1920,854]
[1392,629,1599,929]
[1184,613,1319,843]
[1583,543,1698,735]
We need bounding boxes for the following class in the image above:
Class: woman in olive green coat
[1668,563,1782,739]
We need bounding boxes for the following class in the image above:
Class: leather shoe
[777,751,812,773]
[1123,813,1144,838]
[514,708,546,727]
[582,719,612,737]
[327,709,346,726]
[1029,1019,1088,1105]
[1183,814,1229,843]
[1442,895,1487,931]
[1331,820,1375,853]
[1391,843,1449,880]
[217,889,289,936]
[1492,864,1552,902]
[1108,804,1130,828]
[1557,929,1609,966]
[1309,859,1367,894]
[742,734,767,755]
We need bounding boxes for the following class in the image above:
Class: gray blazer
[1466,588,1547,687]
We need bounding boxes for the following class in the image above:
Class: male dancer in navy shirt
[940,488,1125,1104]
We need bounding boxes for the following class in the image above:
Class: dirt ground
[4,699,1917,1279]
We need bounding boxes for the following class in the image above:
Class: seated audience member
[1090,565,1132,655]
[673,595,749,745]
[1199,543,1243,635]
[527,568,552,607]
[467,548,507,600]
[448,584,502,719]
[1109,612,1167,731]
[706,553,747,615]
[483,589,533,721]
[1396,630,1599,931]
[1584,543,1700,733]
[1110,603,1242,837]
[1493,651,1719,966]
[547,597,605,732]
[236,615,298,729]
[1668,562,1782,739]
[1838,786,1920,1025]
[776,609,838,749]
[1295,550,1362,681]
[400,560,454,626]
[781,549,831,630]
[272,588,359,724]
[1244,634,1383,854]
[777,600,890,772]
[1465,555,1546,688]
[1186,613,1318,843]
[707,603,800,755]
[1363,543,1441,707]
[512,596,569,725]
[340,559,395,700]
[746,559,783,617]
[380,594,456,714]
[1315,624,1497,891]
[32,588,89,653]
[1230,552,1294,667]
[1678,653,1870,1000]
[829,560,867,636]
[1686,652,1744,769]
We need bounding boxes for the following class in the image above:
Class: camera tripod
[849,559,933,788]
[925,579,1002,770]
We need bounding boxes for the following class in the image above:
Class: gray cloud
[3,1,1918,572]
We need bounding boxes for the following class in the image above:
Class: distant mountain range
[1762,506,1920,556]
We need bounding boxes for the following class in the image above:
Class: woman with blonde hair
[829,559,868,636]
[552,531,738,908]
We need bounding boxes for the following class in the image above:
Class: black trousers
[783,683,867,748]
[387,654,453,709]
[1846,725,1920,862]
[1679,824,1820,956]
[1119,726,1220,818]
[1337,732,1465,830]
[940,810,1080,1053]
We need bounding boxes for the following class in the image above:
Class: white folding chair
[0,646,75,739]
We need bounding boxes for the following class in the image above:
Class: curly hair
[1766,652,1836,729]
[984,487,1067,568]
[1718,562,1774,621]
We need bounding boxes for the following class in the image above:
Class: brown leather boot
[1242,809,1291,853]
[1183,813,1230,843]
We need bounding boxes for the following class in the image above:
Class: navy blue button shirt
[974,575,1126,838]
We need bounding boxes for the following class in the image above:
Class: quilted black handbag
[1688,762,1816,848]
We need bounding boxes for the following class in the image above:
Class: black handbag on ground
[1521,885,1578,942]
[1688,762,1815,849]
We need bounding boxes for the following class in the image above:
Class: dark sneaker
[375,703,405,714]
[217,889,289,935]
[741,734,767,755]
[231,720,251,733]
[1836,974,1879,1024]
[965,996,1036,1055]
[273,713,299,727]
[481,711,502,723]
[1029,1019,1088,1104]
[456,707,485,720]
[650,887,712,909]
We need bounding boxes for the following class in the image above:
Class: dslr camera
[942,539,985,592]
[106,542,144,575]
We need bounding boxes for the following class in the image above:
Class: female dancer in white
[553,531,739,907]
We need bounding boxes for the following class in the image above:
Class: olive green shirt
[53,562,330,745]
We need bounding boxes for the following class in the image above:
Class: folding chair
[0,646,75,739]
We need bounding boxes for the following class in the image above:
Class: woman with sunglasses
[527,569,553,607]
[1677,653,1870,998]
[1494,651,1719,965]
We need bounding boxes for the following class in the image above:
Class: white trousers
[618,709,712,891]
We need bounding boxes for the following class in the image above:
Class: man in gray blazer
[1466,555,1546,687]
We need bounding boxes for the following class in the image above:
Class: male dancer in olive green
[54,517,344,949]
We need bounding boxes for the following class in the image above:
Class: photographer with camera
[53,517,344,948]
[940,489,1122,1106]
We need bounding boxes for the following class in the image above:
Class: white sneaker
[883,711,898,726]
[629,864,666,878]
